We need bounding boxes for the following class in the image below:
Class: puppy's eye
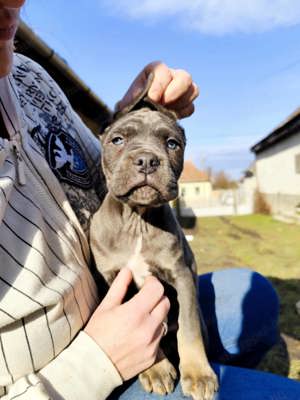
[167,139,179,150]
[112,136,124,145]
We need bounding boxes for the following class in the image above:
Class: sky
[21,0,300,179]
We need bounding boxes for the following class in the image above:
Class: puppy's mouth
[129,184,158,199]
[117,183,162,206]
[109,170,179,206]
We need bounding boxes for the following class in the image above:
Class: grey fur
[90,94,218,400]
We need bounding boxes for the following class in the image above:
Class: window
[195,186,200,195]
[181,188,186,197]
[295,154,300,174]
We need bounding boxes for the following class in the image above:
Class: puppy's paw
[139,358,177,395]
[180,366,218,400]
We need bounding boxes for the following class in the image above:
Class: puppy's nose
[133,153,160,174]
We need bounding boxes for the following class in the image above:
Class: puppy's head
[100,77,186,208]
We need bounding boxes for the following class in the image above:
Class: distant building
[251,107,300,215]
[179,160,212,208]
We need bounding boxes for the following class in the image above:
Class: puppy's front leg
[175,268,218,400]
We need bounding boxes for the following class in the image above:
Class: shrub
[254,190,271,215]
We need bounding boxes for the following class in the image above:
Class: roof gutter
[16,20,110,114]
[251,114,300,154]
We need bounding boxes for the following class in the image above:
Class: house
[15,20,111,135]
[251,107,300,215]
[179,160,212,209]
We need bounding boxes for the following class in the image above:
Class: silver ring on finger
[162,321,168,336]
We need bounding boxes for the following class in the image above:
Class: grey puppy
[90,80,218,400]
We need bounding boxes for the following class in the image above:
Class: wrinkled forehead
[104,108,185,143]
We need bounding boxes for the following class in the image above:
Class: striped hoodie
[0,54,122,399]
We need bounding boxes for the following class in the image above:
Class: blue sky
[22,0,300,179]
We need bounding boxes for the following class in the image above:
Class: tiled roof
[179,160,209,183]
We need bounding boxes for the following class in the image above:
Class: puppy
[90,78,218,400]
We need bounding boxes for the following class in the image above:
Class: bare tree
[213,170,237,189]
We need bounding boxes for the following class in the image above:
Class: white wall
[180,182,212,199]
[179,188,253,217]
[239,176,257,213]
[179,181,212,209]
[256,133,300,195]
[180,204,253,217]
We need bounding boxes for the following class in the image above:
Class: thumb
[98,268,133,311]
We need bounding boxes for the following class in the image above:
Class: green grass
[185,214,300,380]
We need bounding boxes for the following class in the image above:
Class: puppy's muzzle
[133,152,160,175]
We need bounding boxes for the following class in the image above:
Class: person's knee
[223,269,279,366]
[198,268,280,367]
[242,270,279,348]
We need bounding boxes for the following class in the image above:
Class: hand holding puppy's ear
[115,61,199,119]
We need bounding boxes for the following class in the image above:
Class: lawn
[185,214,300,380]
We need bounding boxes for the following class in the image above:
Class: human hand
[116,61,199,119]
[84,268,170,381]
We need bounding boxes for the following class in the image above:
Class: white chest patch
[125,236,151,288]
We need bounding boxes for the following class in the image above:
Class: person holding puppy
[0,1,299,399]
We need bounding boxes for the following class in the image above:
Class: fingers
[126,277,170,346]
[116,61,199,119]
[166,81,198,110]
[150,296,170,342]
[99,268,133,311]
[146,62,173,103]
[150,295,170,323]
[145,63,199,119]
[162,68,195,104]
[141,296,170,353]
[164,79,197,119]
[126,275,165,314]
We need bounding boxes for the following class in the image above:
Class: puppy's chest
[125,236,150,288]
[124,236,176,288]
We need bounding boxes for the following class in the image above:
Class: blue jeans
[109,268,300,399]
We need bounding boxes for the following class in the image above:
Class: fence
[178,188,254,217]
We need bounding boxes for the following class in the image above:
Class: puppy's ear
[100,73,179,139]
[113,72,155,120]
[99,74,154,137]
[113,72,178,122]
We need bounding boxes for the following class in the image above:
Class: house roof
[251,107,300,154]
[15,20,111,135]
[179,160,209,183]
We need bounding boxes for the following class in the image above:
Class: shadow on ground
[268,277,300,341]
[257,277,300,380]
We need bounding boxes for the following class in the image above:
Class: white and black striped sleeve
[4,332,122,400]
